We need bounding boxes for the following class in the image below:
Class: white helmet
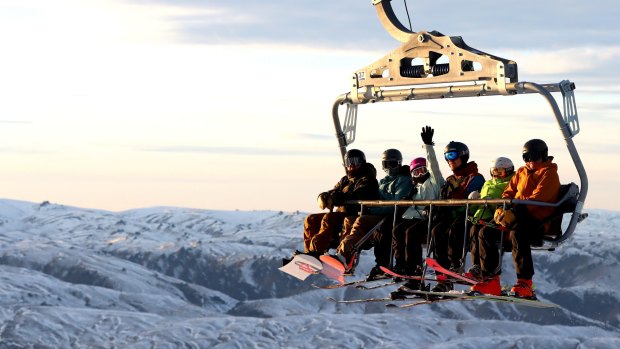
[490,157,514,178]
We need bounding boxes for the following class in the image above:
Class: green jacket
[471,173,515,221]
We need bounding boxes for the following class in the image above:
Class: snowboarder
[430,141,485,292]
[464,157,516,295]
[477,139,560,298]
[390,126,445,298]
[299,149,379,260]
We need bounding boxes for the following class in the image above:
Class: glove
[330,191,345,206]
[494,207,516,228]
[468,191,480,200]
[421,126,434,145]
[317,192,334,211]
[421,207,429,219]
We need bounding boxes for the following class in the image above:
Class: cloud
[139,145,333,157]
[511,46,620,75]
[126,0,620,50]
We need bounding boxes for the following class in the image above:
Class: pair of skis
[327,295,469,308]
[327,289,558,308]
[326,257,558,308]
[280,254,557,308]
[304,256,481,290]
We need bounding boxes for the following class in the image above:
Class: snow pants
[509,206,545,279]
[337,215,388,265]
[392,218,428,275]
[470,223,505,277]
[303,212,350,254]
[430,214,471,270]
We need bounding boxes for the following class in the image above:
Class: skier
[390,126,445,298]
[479,139,560,298]
[430,141,485,292]
[464,157,516,295]
[334,148,413,280]
[298,149,379,260]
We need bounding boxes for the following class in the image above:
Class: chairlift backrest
[536,182,585,250]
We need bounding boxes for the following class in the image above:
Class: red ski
[425,257,480,285]
[379,266,425,280]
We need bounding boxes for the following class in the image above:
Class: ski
[468,293,558,308]
[386,297,473,308]
[311,279,368,289]
[425,257,480,285]
[380,266,474,286]
[326,295,423,304]
[356,280,399,290]
[327,295,454,307]
[379,266,424,280]
[400,289,559,308]
[311,276,394,290]
[327,296,393,304]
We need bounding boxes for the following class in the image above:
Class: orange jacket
[501,158,560,221]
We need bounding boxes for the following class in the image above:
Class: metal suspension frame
[332,0,588,248]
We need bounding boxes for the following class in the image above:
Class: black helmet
[444,141,469,163]
[522,139,548,162]
[344,149,366,167]
[381,148,403,172]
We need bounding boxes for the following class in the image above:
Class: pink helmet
[409,157,427,172]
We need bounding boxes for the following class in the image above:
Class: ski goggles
[345,156,363,167]
[382,160,400,170]
[411,166,428,178]
[444,151,459,161]
[522,151,542,162]
[490,167,507,178]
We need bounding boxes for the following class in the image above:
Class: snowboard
[278,254,322,281]
[319,255,346,284]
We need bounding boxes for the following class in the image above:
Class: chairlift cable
[403,0,413,31]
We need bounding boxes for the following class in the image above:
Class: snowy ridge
[0,199,618,348]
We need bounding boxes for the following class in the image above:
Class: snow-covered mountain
[0,199,618,348]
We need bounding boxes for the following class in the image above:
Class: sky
[1,0,619,213]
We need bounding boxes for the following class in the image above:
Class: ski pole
[459,203,471,272]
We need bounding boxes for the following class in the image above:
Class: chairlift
[333,0,588,250]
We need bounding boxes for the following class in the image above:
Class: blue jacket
[370,165,413,216]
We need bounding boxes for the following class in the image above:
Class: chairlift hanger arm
[350,0,519,104]
[373,0,414,43]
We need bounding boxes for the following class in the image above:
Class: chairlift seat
[498,183,579,251]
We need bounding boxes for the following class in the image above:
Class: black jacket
[329,163,380,216]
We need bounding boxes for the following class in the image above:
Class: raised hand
[421,126,434,145]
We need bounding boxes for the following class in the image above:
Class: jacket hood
[453,161,479,177]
